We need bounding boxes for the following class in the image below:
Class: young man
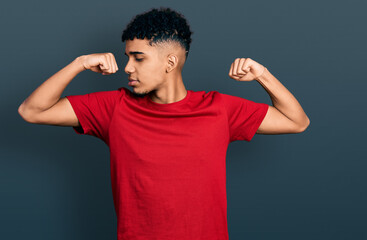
[18,7,310,240]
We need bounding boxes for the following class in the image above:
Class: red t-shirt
[66,87,269,240]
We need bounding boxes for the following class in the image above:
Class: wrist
[255,66,267,81]
[74,55,87,72]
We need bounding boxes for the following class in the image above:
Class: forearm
[19,56,85,115]
[256,67,310,127]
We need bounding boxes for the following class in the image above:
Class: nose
[124,60,135,75]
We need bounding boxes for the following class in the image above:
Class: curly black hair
[121,7,193,59]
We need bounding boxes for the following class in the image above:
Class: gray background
[1,0,366,239]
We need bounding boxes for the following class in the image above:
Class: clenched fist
[228,58,266,82]
[80,53,119,75]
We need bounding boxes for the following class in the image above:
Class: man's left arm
[229,58,310,134]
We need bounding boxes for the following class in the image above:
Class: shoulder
[196,90,237,100]
[190,89,222,99]
[117,86,129,95]
[195,90,241,106]
[116,86,137,101]
[184,90,225,110]
[212,91,255,105]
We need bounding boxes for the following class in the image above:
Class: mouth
[128,78,139,86]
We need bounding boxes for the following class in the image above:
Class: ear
[166,54,178,73]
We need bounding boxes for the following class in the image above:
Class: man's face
[124,37,167,96]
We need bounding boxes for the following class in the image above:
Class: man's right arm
[18,53,119,127]
[18,56,86,126]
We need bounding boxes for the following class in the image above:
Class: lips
[128,77,139,86]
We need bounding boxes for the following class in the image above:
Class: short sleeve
[65,88,124,142]
[219,93,269,142]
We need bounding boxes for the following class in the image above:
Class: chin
[131,87,150,97]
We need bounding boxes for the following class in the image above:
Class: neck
[149,75,187,104]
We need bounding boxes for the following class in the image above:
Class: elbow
[18,104,35,123]
[18,104,28,122]
[297,117,310,133]
[18,104,25,119]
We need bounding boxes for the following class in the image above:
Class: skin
[18,36,309,134]
[228,57,310,133]
[124,37,188,104]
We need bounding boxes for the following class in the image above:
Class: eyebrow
[124,51,145,56]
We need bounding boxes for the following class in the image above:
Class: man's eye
[135,58,143,62]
